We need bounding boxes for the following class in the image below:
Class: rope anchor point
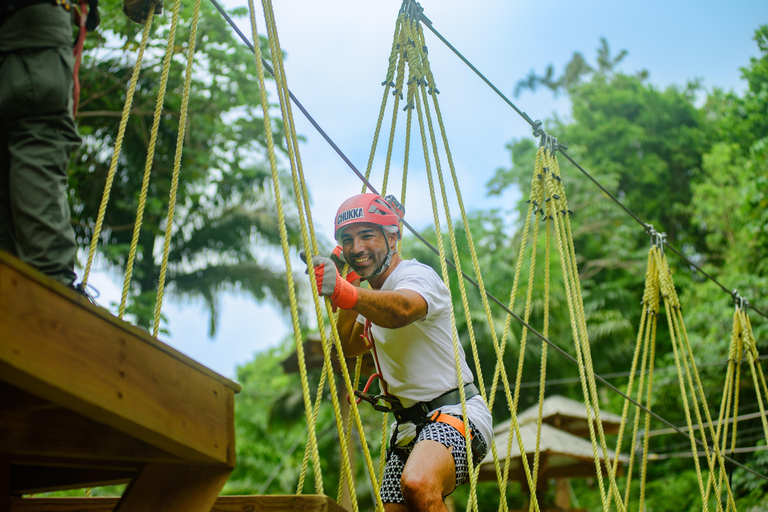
[399,0,431,25]
[646,225,667,254]
[731,289,749,311]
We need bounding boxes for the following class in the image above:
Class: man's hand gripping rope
[301,248,360,311]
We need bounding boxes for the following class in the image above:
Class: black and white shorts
[380,415,488,504]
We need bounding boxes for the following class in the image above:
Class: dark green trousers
[0,4,81,287]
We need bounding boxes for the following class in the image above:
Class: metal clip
[353,390,403,413]
[536,130,567,156]
[400,0,430,24]
[732,290,749,311]
[646,225,666,254]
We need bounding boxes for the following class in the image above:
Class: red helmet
[334,193,401,240]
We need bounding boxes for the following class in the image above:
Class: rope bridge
[79,0,768,511]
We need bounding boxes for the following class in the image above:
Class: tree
[71,0,302,335]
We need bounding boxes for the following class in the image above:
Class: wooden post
[115,464,232,512]
[554,478,571,510]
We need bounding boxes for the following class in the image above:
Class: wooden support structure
[10,495,347,512]
[0,251,240,511]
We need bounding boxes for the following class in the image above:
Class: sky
[88,0,766,379]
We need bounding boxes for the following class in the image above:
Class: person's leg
[2,48,80,286]
[400,439,454,512]
[399,416,488,512]
[382,447,412,512]
[0,54,17,256]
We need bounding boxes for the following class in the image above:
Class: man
[0,0,87,289]
[307,193,493,512]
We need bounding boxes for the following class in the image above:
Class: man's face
[339,223,392,278]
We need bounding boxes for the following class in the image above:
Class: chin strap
[365,226,395,279]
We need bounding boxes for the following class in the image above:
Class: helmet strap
[367,226,395,279]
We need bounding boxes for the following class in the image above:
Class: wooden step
[10,495,348,512]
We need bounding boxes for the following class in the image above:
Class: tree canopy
[71,0,301,335]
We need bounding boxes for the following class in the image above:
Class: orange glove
[311,255,358,310]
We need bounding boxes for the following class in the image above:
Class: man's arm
[336,292,368,357]
[335,282,428,357]
[352,287,427,329]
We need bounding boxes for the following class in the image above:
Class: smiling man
[306,193,493,512]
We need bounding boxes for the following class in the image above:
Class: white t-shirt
[357,259,493,445]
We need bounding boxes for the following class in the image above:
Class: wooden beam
[1,408,181,464]
[11,495,349,512]
[114,464,232,512]
[10,455,138,472]
[0,256,237,466]
[10,465,133,495]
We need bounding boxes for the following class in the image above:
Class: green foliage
[514,38,632,97]
[70,0,302,334]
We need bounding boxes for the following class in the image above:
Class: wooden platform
[0,251,241,511]
[9,495,347,512]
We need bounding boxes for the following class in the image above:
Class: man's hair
[382,225,399,252]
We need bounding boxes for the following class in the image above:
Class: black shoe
[72,282,100,306]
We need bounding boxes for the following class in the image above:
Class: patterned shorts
[380,415,488,504]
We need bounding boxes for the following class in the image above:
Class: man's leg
[399,439,455,512]
[2,48,80,287]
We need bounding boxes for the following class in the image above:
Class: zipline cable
[209,0,768,482]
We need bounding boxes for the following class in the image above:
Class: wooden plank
[0,251,240,393]
[11,495,348,512]
[0,408,180,464]
[0,260,237,466]
[216,495,350,512]
[9,455,138,472]
[114,464,232,512]
[10,466,133,495]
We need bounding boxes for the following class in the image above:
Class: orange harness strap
[430,411,472,438]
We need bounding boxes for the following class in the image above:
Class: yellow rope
[740,309,768,444]
[82,12,154,287]
[655,247,736,510]
[544,147,625,512]
[297,363,328,493]
[614,248,659,509]
[246,0,323,493]
[151,0,202,337]
[705,310,740,508]
[364,13,405,194]
[118,0,183,319]
[259,2,385,508]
